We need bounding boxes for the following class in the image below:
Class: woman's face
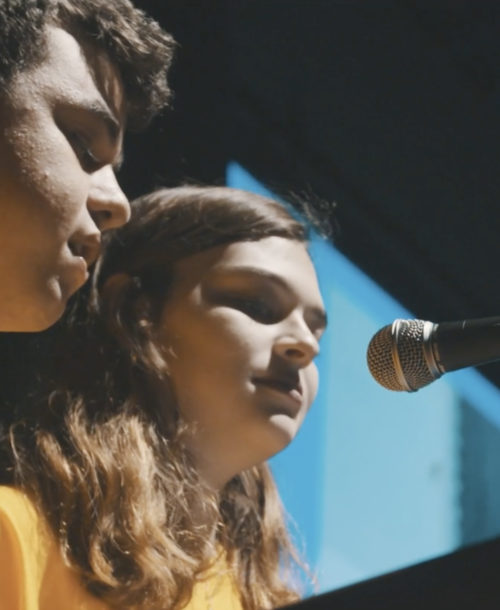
[157,236,327,489]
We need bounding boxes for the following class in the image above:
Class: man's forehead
[42,26,126,128]
[79,39,126,126]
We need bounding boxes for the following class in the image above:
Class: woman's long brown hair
[7,187,313,609]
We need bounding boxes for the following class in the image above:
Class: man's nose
[87,166,130,231]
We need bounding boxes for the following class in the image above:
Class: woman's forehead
[171,237,322,304]
[173,237,308,278]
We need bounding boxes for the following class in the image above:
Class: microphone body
[367,316,500,392]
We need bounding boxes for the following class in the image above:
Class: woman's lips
[253,377,303,409]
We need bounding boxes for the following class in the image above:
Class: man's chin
[14,307,64,333]
[3,288,68,333]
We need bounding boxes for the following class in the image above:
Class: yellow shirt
[0,486,243,610]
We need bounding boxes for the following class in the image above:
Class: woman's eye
[229,297,278,323]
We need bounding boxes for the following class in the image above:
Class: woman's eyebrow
[212,265,291,288]
[309,307,328,330]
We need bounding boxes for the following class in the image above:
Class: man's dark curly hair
[0,0,175,130]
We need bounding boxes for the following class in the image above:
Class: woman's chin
[263,413,300,456]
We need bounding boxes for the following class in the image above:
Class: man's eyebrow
[214,265,328,328]
[80,99,124,168]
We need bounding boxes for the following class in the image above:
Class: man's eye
[67,132,101,172]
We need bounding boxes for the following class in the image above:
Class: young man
[0,0,175,332]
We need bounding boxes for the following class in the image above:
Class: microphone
[366,316,500,392]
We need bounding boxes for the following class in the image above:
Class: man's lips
[68,234,101,268]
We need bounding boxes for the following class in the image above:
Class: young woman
[0,186,327,610]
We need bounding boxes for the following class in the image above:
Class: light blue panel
[226,161,500,595]
[315,244,461,589]
[226,162,276,199]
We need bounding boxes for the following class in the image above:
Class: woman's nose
[87,166,130,231]
[273,319,320,367]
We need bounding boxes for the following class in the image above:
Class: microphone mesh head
[367,319,436,391]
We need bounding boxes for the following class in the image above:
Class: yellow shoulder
[0,486,110,610]
[0,485,52,610]
[0,485,40,526]
[187,555,244,610]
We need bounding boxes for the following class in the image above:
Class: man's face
[0,26,130,331]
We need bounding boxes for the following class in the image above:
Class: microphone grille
[367,319,435,391]
[367,324,401,390]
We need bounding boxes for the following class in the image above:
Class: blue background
[227,161,500,594]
